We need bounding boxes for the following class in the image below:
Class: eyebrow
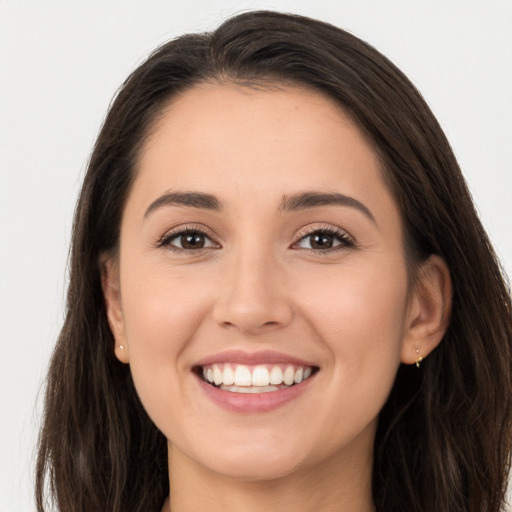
[144,191,222,218]
[144,190,375,223]
[279,192,376,223]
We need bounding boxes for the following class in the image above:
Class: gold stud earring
[415,348,423,368]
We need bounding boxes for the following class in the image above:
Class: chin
[179,434,311,482]
[205,453,306,482]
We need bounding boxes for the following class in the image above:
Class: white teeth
[201,363,315,390]
[283,366,295,386]
[234,365,252,386]
[252,366,270,386]
[220,384,280,394]
[213,364,223,385]
[269,365,283,385]
[222,365,235,385]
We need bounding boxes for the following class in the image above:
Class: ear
[100,256,130,364]
[401,255,452,365]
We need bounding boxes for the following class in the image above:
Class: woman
[35,10,512,512]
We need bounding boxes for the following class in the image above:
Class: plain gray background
[1,1,511,510]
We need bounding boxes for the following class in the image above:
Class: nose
[212,248,294,335]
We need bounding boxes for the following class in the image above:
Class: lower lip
[196,374,315,413]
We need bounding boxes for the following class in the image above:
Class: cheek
[284,261,409,456]
[297,259,408,403]
[118,265,212,421]
[121,263,212,350]
[303,257,408,349]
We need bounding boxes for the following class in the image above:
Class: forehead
[131,82,398,223]
[143,82,370,161]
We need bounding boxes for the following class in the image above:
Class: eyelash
[156,224,356,254]
[156,225,219,254]
[292,225,356,253]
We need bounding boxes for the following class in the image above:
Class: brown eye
[161,229,218,251]
[310,233,335,249]
[294,228,354,252]
[180,233,206,249]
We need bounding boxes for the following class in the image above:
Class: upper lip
[194,349,317,368]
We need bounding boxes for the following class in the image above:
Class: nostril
[212,287,294,334]
[218,319,286,334]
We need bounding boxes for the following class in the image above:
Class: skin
[103,83,451,512]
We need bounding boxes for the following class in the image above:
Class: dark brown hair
[36,11,512,512]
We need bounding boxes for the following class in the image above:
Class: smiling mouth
[195,363,319,393]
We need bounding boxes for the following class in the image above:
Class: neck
[165,427,375,512]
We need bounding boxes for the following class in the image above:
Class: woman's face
[106,83,418,481]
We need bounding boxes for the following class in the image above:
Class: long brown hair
[36,11,512,512]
